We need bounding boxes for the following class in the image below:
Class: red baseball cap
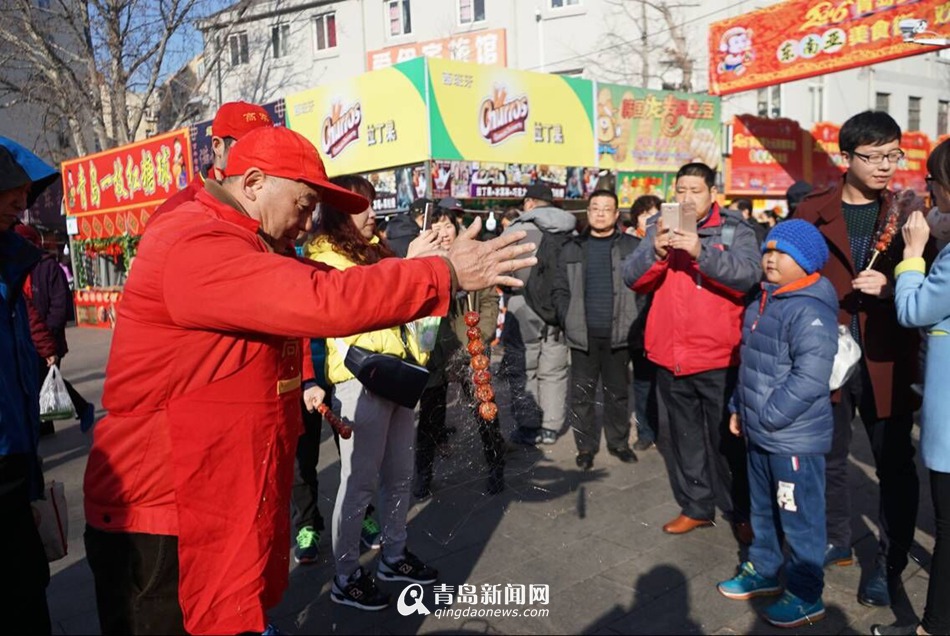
[212,101,273,139]
[224,126,368,214]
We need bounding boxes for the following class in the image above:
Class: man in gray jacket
[553,190,640,469]
[501,184,576,446]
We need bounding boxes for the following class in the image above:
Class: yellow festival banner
[427,58,595,166]
[284,58,430,175]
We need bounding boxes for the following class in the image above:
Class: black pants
[84,525,185,635]
[656,367,749,522]
[291,391,332,534]
[923,470,950,634]
[825,361,918,575]
[0,455,51,635]
[571,337,631,453]
[631,350,659,444]
[417,382,506,481]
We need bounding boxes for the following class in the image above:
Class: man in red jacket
[82,126,535,636]
[623,163,762,541]
[150,101,272,222]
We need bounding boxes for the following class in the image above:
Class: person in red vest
[82,126,535,636]
[151,101,273,221]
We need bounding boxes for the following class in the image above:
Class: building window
[229,32,249,66]
[875,92,890,114]
[314,13,337,51]
[272,24,290,58]
[551,0,580,7]
[939,100,948,136]
[908,95,921,131]
[459,0,485,24]
[388,0,411,36]
[756,85,781,118]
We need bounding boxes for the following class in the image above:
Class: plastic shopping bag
[829,325,861,391]
[39,365,76,421]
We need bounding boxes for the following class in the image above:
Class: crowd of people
[1,103,948,636]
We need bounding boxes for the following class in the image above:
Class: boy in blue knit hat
[717,219,839,628]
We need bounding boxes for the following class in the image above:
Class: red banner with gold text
[710,0,950,96]
[62,129,192,239]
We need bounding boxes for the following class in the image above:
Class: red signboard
[728,115,806,195]
[62,129,192,239]
[709,0,950,96]
[809,122,847,191]
[892,130,931,193]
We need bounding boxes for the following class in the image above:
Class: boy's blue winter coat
[732,274,839,455]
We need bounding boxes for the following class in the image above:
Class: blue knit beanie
[762,219,829,275]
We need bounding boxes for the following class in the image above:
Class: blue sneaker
[823,543,853,567]
[79,403,96,433]
[360,517,381,550]
[717,562,782,600]
[763,591,826,628]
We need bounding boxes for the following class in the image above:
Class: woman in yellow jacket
[305,176,440,611]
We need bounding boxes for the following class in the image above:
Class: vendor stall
[63,129,193,327]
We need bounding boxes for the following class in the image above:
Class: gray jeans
[331,379,416,578]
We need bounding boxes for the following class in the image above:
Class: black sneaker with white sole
[377,550,438,584]
[330,567,391,611]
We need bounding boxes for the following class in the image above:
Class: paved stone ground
[43,326,937,635]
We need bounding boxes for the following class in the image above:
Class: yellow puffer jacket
[305,235,429,385]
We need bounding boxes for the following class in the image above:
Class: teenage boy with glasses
[793,110,932,608]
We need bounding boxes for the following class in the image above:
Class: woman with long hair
[305,175,440,612]
[878,138,950,636]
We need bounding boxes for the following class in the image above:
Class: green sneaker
[294,526,320,564]
[361,517,381,550]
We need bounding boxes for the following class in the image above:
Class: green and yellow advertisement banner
[596,84,721,174]
[285,58,430,176]
[427,58,595,166]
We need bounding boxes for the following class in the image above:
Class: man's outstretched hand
[446,217,537,290]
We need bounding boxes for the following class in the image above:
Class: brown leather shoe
[733,521,754,546]
[662,514,713,534]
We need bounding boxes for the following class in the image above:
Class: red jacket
[624,205,763,376]
[83,183,452,634]
[148,167,207,226]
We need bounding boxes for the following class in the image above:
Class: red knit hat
[224,126,368,214]
[211,102,272,140]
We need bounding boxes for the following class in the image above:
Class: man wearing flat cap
[151,101,273,221]
[83,126,536,635]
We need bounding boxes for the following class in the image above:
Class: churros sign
[322,101,363,158]
[478,87,529,145]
